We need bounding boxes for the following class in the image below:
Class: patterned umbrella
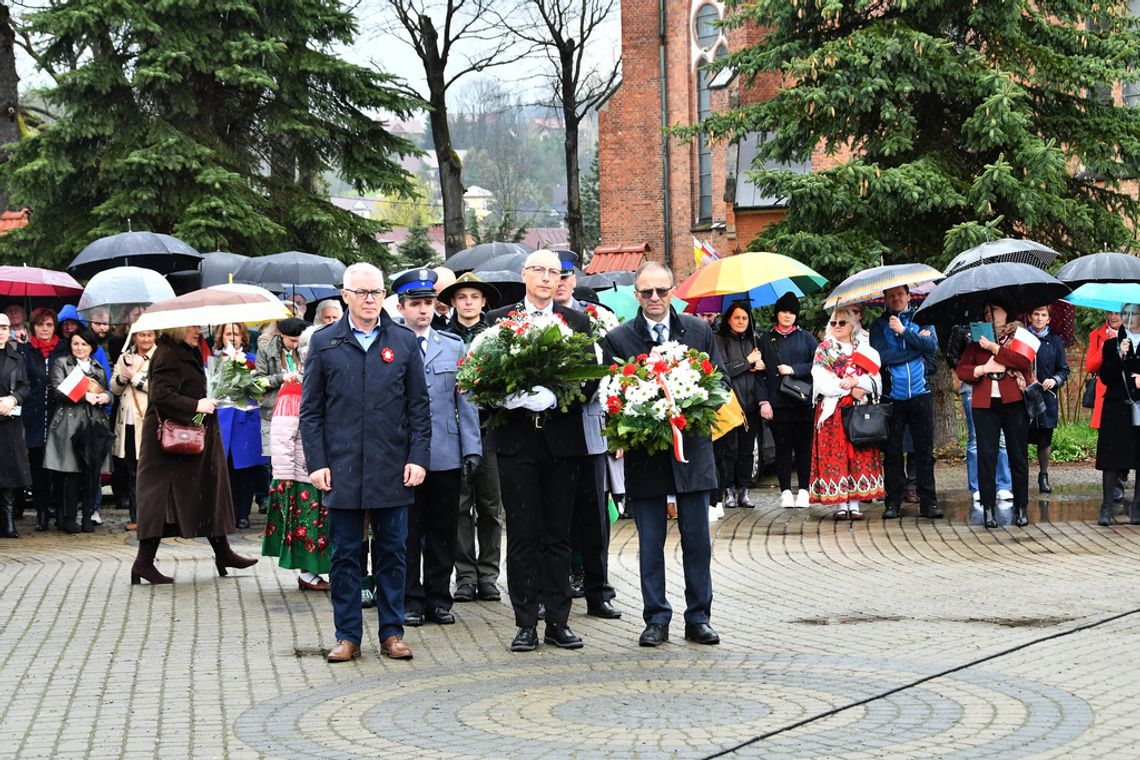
[673,252,827,304]
[914,262,1070,326]
[823,263,943,309]
[943,238,1057,276]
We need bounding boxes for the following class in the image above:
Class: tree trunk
[560,43,583,255]
[929,364,960,459]
[0,4,20,210]
[420,13,466,258]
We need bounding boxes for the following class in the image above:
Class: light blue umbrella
[596,285,688,322]
[1065,282,1140,311]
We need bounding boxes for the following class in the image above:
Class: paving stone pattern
[2,463,1139,759]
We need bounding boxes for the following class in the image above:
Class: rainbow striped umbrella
[674,252,826,306]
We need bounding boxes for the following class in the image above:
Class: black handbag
[772,335,812,405]
[1082,375,1098,409]
[1023,380,1047,421]
[840,378,892,447]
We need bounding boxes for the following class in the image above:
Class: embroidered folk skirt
[809,399,884,506]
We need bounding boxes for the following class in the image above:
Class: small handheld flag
[57,365,92,403]
[851,344,882,375]
[1007,327,1041,364]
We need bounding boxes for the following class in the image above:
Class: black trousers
[122,426,138,522]
[975,399,1030,509]
[769,409,813,491]
[405,468,461,612]
[884,394,937,509]
[497,432,579,628]
[719,409,762,489]
[570,454,613,607]
[27,446,55,514]
[228,462,260,524]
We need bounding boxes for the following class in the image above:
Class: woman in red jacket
[957,300,1033,529]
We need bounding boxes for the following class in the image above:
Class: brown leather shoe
[380,635,413,660]
[326,640,361,663]
[298,576,331,591]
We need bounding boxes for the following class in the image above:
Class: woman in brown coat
[130,325,257,585]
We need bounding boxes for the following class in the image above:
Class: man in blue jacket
[870,285,943,519]
[301,262,431,663]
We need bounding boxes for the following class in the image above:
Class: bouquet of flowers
[583,302,620,337]
[456,310,608,413]
[193,349,268,424]
[599,341,729,461]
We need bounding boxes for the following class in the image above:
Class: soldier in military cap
[393,268,484,627]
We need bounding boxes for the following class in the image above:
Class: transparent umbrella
[77,266,176,324]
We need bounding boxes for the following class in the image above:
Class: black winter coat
[755,327,818,411]
[0,342,31,488]
[18,342,52,449]
[1030,330,1069,430]
[603,309,726,496]
[300,312,432,510]
[1095,330,1139,471]
[715,328,762,408]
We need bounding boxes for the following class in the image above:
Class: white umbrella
[128,285,290,338]
[78,266,176,323]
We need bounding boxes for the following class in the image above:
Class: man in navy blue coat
[602,261,726,648]
[300,262,431,663]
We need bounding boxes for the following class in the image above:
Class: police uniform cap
[393,268,438,299]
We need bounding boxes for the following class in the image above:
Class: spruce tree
[398,216,441,268]
[2,0,418,269]
[694,1,1140,280]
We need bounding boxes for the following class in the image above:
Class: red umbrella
[0,266,83,297]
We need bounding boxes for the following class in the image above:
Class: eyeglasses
[345,289,385,301]
[829,320,849,327]
[524,266,563,279]
[636,287,674,299]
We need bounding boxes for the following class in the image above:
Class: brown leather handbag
[158,417,204,456]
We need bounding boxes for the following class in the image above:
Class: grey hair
[343,262,384,290]
[298,325,319,364]
[315,299,343,319]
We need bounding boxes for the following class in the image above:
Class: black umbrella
[166,269,201,295]
[579,271,636,289]
[199,252,251,287]
[442,242,535,273]
[233,251,346,290]
[914,262,1070,326]
[473,252,530,274]
[1054,251,1140,287]
[943,238,1058,276]
[476,270,527,306]
[68,231,203,279]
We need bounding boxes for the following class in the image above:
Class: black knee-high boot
[0,489,17,538]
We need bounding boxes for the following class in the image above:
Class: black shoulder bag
[841,376,892,447]
[771,333,812,405]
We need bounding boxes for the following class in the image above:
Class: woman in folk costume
[262,326,330,590]
[809,306,884,520]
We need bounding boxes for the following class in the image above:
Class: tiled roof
[585,245,648,274]
[0,209,30,235]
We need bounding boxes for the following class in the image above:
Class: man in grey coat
[300,262,431,663]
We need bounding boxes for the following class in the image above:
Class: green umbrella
[596,285,688,322]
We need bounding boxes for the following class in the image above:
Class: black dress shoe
[1038,473,1052,493]
[569,569,585,598]
[638,623,669,647]
[537,601,546,620]
[544,622,584,649]
[403,609,425,627]
[236,517,250,529]
[882,505,901,519]
[919,503,944,519]
[683,622,720,645]
[477,582,501,601]
[510,626,538,652]
[586,600,622,619]
[984,507,998,529]
[426,606,455,624]
[453,584,476,602]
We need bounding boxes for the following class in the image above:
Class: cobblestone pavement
[3,462,1140,759]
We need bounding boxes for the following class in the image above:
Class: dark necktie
[652,323,666,345]
[418,336,427,356]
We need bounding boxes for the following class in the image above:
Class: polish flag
[57,365,92,403]
[1007,327,1041,363]
[851,344,881,375]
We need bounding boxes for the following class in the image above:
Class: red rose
[296,526,307,539]
[608,363,619,373]
[701,359,713,375]
[622,364,637,376]
[653,361,669,374]
[457,357,464,367]
[671,415,687,430]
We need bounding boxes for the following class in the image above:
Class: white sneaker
[972,491,981,504]
[795,489,811,508]
[91,511,103,525]
[997,489,1013,501]
[780,490,794,508]
[708,502,724,522]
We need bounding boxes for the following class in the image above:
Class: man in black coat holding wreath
[602,261,726,648]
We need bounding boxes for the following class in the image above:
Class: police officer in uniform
[393,269,483,626]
